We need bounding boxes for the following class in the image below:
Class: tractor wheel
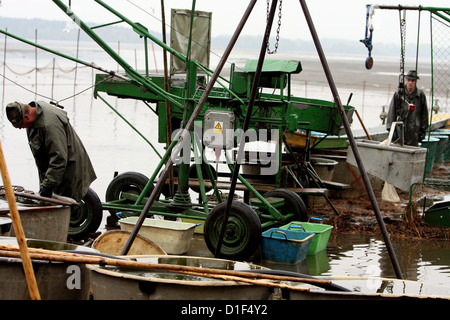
[69,188,103,241]
[105,171,153,225]
[263,188,308,224]
[204,201,261,261]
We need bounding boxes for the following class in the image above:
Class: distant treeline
[0,17,431,58]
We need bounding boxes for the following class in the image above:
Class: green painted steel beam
[93,0,187,63]
[52,0,184,109]
[244,59,303,74]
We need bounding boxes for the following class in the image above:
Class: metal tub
[87,255,273,300]
[9,205,70,242]
[0,237,98,300]
[346,139,427,191]
[119,217,196,254]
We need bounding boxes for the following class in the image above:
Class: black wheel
[160,165,179,198]
[263,188,308,224]
[105,171,153,219]
[189,163,217,193]
[204,201,261,261]
[69,188,103,241]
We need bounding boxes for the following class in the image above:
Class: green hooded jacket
[26,101,96,201]
[386,88,428,147]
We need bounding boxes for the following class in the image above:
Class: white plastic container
[119,217,197,254]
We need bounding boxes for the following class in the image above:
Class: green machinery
[89,3,355,260]
[96,59,354,260]
[2,0,355,260]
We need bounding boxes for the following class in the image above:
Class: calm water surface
[262,234,450,287]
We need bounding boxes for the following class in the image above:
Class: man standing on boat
[5,100,96,202]
[386,70,429,146]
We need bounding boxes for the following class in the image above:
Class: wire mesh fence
[422,12,450,192]
[430,13,450,122]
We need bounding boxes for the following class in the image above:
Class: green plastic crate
[280,221,333,255]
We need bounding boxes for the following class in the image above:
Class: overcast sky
[0,0,442,45]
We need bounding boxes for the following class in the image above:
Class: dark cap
[405,70,420,80]
[5,101,27,128]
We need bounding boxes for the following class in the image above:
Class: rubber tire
[263,188,308,224]
[69,188,103,241]
[105,171,153,218]
[204,201,261,261]
[188,163,217,193]
[160,165,179,198]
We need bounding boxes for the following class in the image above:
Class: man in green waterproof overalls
[5,100,96,202]
[386,70,429,147]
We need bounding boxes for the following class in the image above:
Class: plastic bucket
[429,134,448,164]
[280,221,333,255]
[420,137,439,173]
[434,129,450,162]
[310,157,338,181]
[261,228,314,263]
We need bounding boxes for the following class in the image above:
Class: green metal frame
[0,1,355,234]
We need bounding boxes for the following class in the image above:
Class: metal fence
[430,12,450,123]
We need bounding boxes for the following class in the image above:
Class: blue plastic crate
[261,228,314,263]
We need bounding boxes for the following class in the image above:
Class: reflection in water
[260,233,450,289]
[309,234,450,288]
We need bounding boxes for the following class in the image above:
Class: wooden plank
[321,180,350,190]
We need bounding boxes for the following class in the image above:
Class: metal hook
[360,5,376,69]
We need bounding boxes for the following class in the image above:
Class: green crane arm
[52,0,184,108]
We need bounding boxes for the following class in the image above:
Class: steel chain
[266,0,282,54]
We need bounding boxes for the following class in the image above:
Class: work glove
[39,186,53,198]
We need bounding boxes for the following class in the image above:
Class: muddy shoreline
[313,178,450,240]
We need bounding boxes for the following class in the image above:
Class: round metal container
[88,255,273,300]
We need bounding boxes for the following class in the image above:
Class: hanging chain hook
[360,4,377,69]
[396,8,407,122]
[266,0,282,54]
[399,9,407,91]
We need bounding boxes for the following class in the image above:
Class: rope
[0,64,113,104]
[1,61,88,76]
[0,73,51,100]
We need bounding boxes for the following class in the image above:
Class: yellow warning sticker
[214,121,223,134]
